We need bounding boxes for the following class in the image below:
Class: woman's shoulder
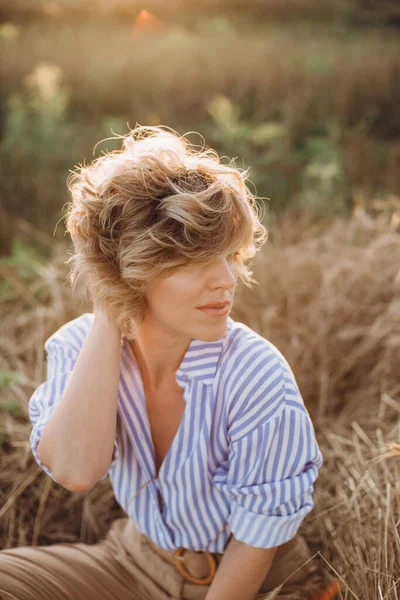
[224,319,290,371]
[222,319,306,423]
[44,312,94,354]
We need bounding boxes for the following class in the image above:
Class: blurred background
[1,0,400,255]
[1,1,399,598]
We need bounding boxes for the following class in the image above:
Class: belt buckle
[172,547,217,585]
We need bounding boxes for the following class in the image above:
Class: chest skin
[144,377,186,478]
[143,377,186,513]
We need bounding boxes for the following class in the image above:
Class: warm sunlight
[133,8,166,36]
[0,3,399,600]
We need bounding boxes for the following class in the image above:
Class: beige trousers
[0,517,325,600]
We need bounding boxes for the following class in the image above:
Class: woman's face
[143,254,239,342]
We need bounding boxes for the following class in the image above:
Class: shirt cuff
[227,496,314,549]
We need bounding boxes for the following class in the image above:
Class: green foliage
[0,14,398,236]
[295,133,351,217]
[0,237,49,305]
[0,62,75,171]
[203,95,352,218]
[2,401,22,417]
[0,370,20,392]
[0,371,24,418]
[193,16,236,37]
[0,237,46,277]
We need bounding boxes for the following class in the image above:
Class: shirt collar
[176,316,234,386]
[123,316,234,387]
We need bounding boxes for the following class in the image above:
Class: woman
[0,125,327,600]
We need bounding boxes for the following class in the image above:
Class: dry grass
[0,201,399,598]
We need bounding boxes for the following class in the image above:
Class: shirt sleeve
[225,406,323,549]
[28,332,120,483]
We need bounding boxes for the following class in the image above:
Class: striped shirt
[28,312,323,552]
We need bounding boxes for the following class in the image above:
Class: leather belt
[146,537,220,585]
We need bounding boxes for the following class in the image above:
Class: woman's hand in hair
[85,273,120,332]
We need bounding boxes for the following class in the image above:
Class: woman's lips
[197,305,230,316]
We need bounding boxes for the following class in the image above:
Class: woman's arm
[205,535,278,600]
[205,344,323,599]
[36,313,121,491]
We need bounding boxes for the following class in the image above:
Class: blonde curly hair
[65,124,268,339]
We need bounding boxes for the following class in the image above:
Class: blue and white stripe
[28,312,323,551]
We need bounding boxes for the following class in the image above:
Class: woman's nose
[211,256,237,287]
